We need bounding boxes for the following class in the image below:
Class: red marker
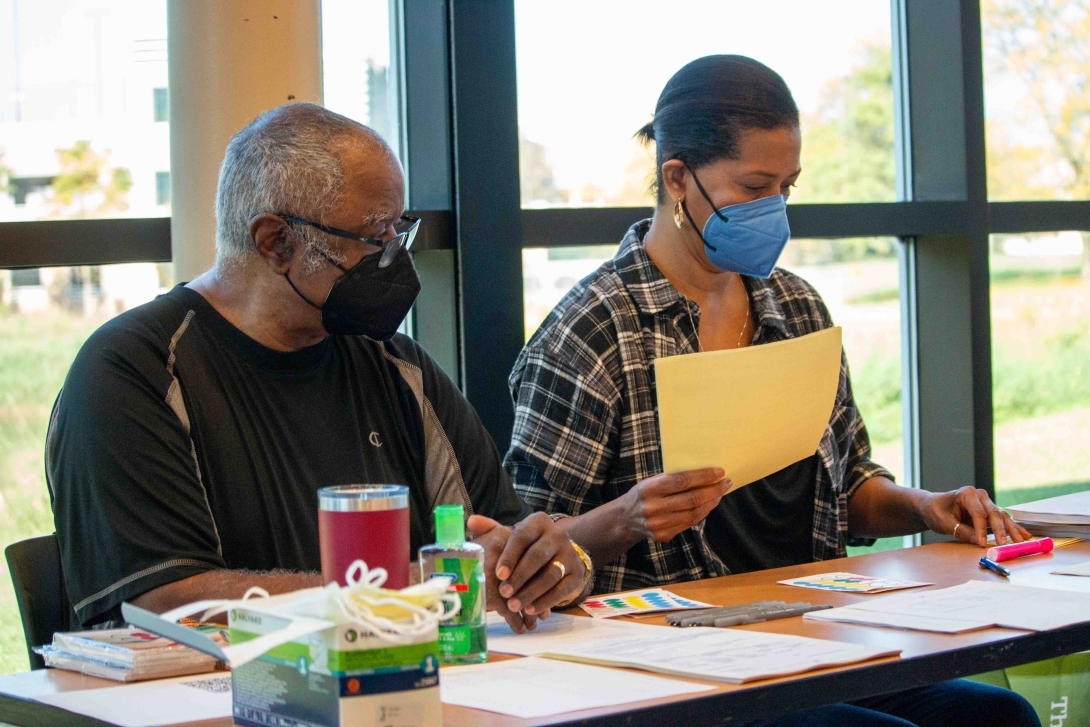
[986,537,1054,563]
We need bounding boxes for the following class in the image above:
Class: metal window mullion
[448,0,524,449]
[401,0,461,384]
[898,0,987,521]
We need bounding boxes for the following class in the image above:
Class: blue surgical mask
[680,166,791,278]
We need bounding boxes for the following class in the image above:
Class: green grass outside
[0,310,106,675]
[849,310,1090,449]
[845,266,1083,307]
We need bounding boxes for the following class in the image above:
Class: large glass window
[0,0,169,222]
[322,0,400,156]
[982,0,1090,203]
[780,238,907,555]
[990,232,1090,508]
[523,245,617,340]
[515,0,894,208]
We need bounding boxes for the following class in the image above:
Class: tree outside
[982,0,1090,503]
[50,141,133,218]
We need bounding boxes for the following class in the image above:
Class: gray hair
[214,102,390,272]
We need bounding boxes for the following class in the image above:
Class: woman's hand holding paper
[624,468,733,543]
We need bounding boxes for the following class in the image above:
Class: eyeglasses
[280,214,421,268]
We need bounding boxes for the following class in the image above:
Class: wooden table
[2,541,1089,726]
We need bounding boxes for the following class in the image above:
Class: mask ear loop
[684,163,730,225]
[281,218,352,311]
[678,163,729,253]
[332,560,462,645]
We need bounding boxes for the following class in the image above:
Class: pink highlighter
[986,537,1054,562]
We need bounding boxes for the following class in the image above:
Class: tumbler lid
[318,485,409,512]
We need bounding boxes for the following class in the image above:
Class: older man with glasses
[48,102,589,633]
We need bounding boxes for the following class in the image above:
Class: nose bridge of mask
[702,194,788,240]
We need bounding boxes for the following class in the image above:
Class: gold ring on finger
[551,560,566,579]
[953,523,961,539]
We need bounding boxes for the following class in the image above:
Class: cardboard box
[123,590,444,727]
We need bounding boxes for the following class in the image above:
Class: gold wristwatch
[557,542,594,608]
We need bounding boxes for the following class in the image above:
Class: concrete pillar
[167,0,322,281]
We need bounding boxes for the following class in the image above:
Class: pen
[668,601,786,627]
[713,603,832,627]
[672,602,785,627]
[979,557,1011,578]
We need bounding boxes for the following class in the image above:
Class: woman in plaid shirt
[504,55,1038,727]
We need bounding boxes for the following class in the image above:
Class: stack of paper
[805,580,1090,633]
[37,627,223,682]
[1009,491,1090,537]
[488,613,899,684]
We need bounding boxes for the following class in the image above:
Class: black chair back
[5,534,71,670]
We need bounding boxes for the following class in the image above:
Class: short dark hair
[636,55,800,203]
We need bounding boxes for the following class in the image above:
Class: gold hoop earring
[673,198,685,229]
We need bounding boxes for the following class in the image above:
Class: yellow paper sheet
[654,327,842,489]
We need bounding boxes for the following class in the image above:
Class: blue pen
[979,556,1011,578]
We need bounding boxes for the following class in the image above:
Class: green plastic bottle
[418,504,487,664]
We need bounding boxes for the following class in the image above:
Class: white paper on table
[1052,560,1090,577]
[1008,491,1090,525]
[804,607,990,634]
[485,612,656,656]
[34,672,232,727]
[1010,572,1090,594]
[804,579,1090,633]
[440,656,713,718]
[538,626,900,684]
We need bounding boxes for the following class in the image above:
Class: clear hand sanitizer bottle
[419,504,487,664]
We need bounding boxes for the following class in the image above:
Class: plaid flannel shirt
[505,220,893,595]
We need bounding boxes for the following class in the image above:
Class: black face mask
[286,246,421,340]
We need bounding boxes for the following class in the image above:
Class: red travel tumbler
[318,485,410,589]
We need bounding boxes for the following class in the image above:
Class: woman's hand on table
[919,486,1031,546]
[468,513,588,634]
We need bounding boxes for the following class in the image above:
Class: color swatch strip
[579,588,714,618]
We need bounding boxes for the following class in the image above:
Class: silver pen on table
[671,601,787,628]
[713,603,832,627]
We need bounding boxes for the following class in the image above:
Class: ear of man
[249,213,296,275]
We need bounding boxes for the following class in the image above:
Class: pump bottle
[418,504,487,664]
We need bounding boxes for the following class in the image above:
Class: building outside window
[155,170,169,206]
[152,87,168,123]
[0,0,170,223]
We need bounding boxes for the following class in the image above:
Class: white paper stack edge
[1008,490,1090,538]
[37,627,222,682]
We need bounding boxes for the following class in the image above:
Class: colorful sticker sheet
[578,588,714,619]
[777,572,932,594]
